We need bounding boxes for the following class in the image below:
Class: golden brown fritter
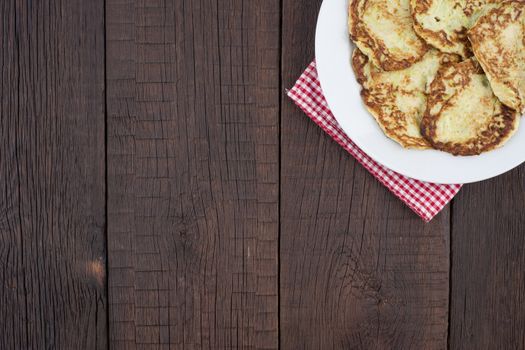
[411,0,503,58]
[421,59,520,155]
[349,0,429,71]
[469,1,525,113]
[352,48,459,149]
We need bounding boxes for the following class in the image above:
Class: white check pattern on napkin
[287,61,462,222]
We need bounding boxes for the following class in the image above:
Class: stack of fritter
[349,0,525,155]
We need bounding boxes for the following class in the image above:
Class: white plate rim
[315,0,525,184]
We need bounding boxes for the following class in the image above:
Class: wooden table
[1,1,524,349]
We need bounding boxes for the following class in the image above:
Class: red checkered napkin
[287,62,462,222]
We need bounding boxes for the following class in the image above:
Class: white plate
[315,0,525,184]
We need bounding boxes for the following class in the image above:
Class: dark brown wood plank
[449,169,525,349]
[0,0,106,348]
[280,2,451,348]
[106,0,280,348]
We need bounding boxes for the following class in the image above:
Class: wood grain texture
[0,0,106,348]
[280,1,451,349]
[449,168,525,349]
[106,0,280,348]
